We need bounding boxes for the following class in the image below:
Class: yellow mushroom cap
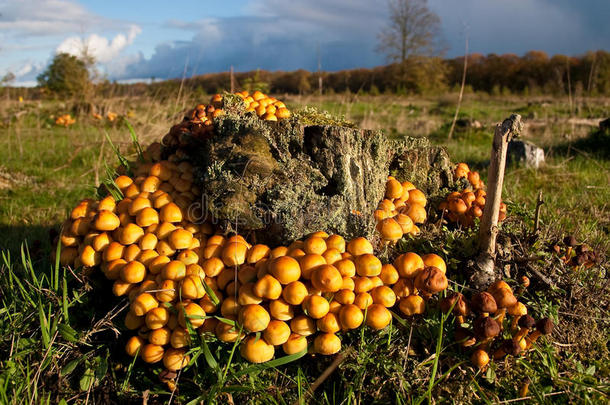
[394,252,424,278]
[371,286,397,308]
[354,254,382,277]
[421,253,447,274]
[311,264,343,292]
[290,315,316,336]
[365,304,392,330]
[339,304,364,330]
[299,254,327,280]
[385,178,403,199]
[263,320,291,346]
[120,261,146,283]
[160,202,182,223]
[239,304,271,332]
[268,256,301,284]
[93,210,120,231]
[178,302,206,328]
[221,242,248,267]
[253,274,283,300]
[145,306,170,330]
[303,295,330,319]
[314,333,341,355]
[163,348,190,371]
[132,292,158,316]
[269,298,294,321]
[168,228,193,250]
[240,335,275,363]
[125,336,146,357]
[399,295,426,316]
[377,218,403,242]
[141,344,165,364]
[282,333,308,354]
[282,281,308,305]
[347,237,373,256]
[317,312,341,333]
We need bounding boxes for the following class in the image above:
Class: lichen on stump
[165,104,453,244]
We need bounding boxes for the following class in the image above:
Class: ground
[0,92,608,404]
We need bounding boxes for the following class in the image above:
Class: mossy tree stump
[169,107,454,245]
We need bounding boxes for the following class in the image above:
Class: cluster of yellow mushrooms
[55,113,76,127]
[375,177,428,242]
[56,159,450,370]
[439,163,506,228]
[234,90,292,121]
[441,278,554,370]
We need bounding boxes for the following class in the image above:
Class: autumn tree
[377,0,441,63]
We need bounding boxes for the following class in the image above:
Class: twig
[534,190,544,234]
[294,348,354,405]
[448,35,468,140]
[525,264,554,288]
[494,390,567,404]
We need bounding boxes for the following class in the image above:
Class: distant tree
[37,53,91,98]
[377,0,441,63]
[1,72,15,86]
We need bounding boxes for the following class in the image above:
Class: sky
[1,0,609,86]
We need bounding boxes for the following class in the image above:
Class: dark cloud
[118,0,388,79]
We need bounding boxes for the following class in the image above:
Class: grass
[0,92,608,403]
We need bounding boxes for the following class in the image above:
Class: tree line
[128,50,610,98]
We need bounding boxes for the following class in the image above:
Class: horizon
[2,0,609,87]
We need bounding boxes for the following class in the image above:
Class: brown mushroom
[471,292,497,316]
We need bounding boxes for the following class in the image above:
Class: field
[0,92,608,403]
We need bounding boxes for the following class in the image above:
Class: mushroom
[346,237,374,256]
[507,302,528,331]
[303,295,330,319]
[317,312,342,333]
[471,292,498,316]
[240,335,275,363]
[471,349,489,370]
[525,318,554,349]
[282,281,308,305]
[311,264,343,292]
[394,252,424,278]
[269,256,301,284]
[414,266,448,294]
[354,254,382,277]
[377,218,403,242]
[132,293,159,316]
[263,320,291,345]
[314,333,342,355]
[493,339,522,360]
[290,315,316,336]
[283,333,308,354]
[454,326,476,347]
[269,298,294,321]
[513,314,535,343]
[365,304,392,330]
[145,306,170,330]
[339,304,364,330]
[473,316,500,341]
[440,292,470,324]
[163,348,190,371]
[141,344,165,363]
[178,302,206,328]
[398,295,425,316]
[371,286,397,308]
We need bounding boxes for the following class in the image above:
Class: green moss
[294,106,357,128]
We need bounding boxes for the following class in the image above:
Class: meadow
[0,91,608,403]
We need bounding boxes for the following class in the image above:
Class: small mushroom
[473,316,500,341]
[454,326,476,347]
[440,292,470,324]
[493,339,522,360]
[513,314,535,343]
[471,292,498,316]
[471,349,490,370]
[525,318,554,349]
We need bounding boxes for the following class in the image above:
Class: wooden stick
[293,348,353,405]
[473,114,523,289]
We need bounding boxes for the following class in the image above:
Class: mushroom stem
[494,308,506,329]
[510,316,521,332]
[513,327,531,343]
[456,315,465,325]
[525,330,542,349]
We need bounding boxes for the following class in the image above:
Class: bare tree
[377,0,441,63]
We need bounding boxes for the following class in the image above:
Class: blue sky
[1,0,609,86]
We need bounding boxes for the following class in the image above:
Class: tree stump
[166,105,454,245]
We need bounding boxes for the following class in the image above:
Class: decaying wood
[472,114,523,289]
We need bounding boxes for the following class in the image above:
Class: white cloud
[0,0,109,37]
[56,25,142,64]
